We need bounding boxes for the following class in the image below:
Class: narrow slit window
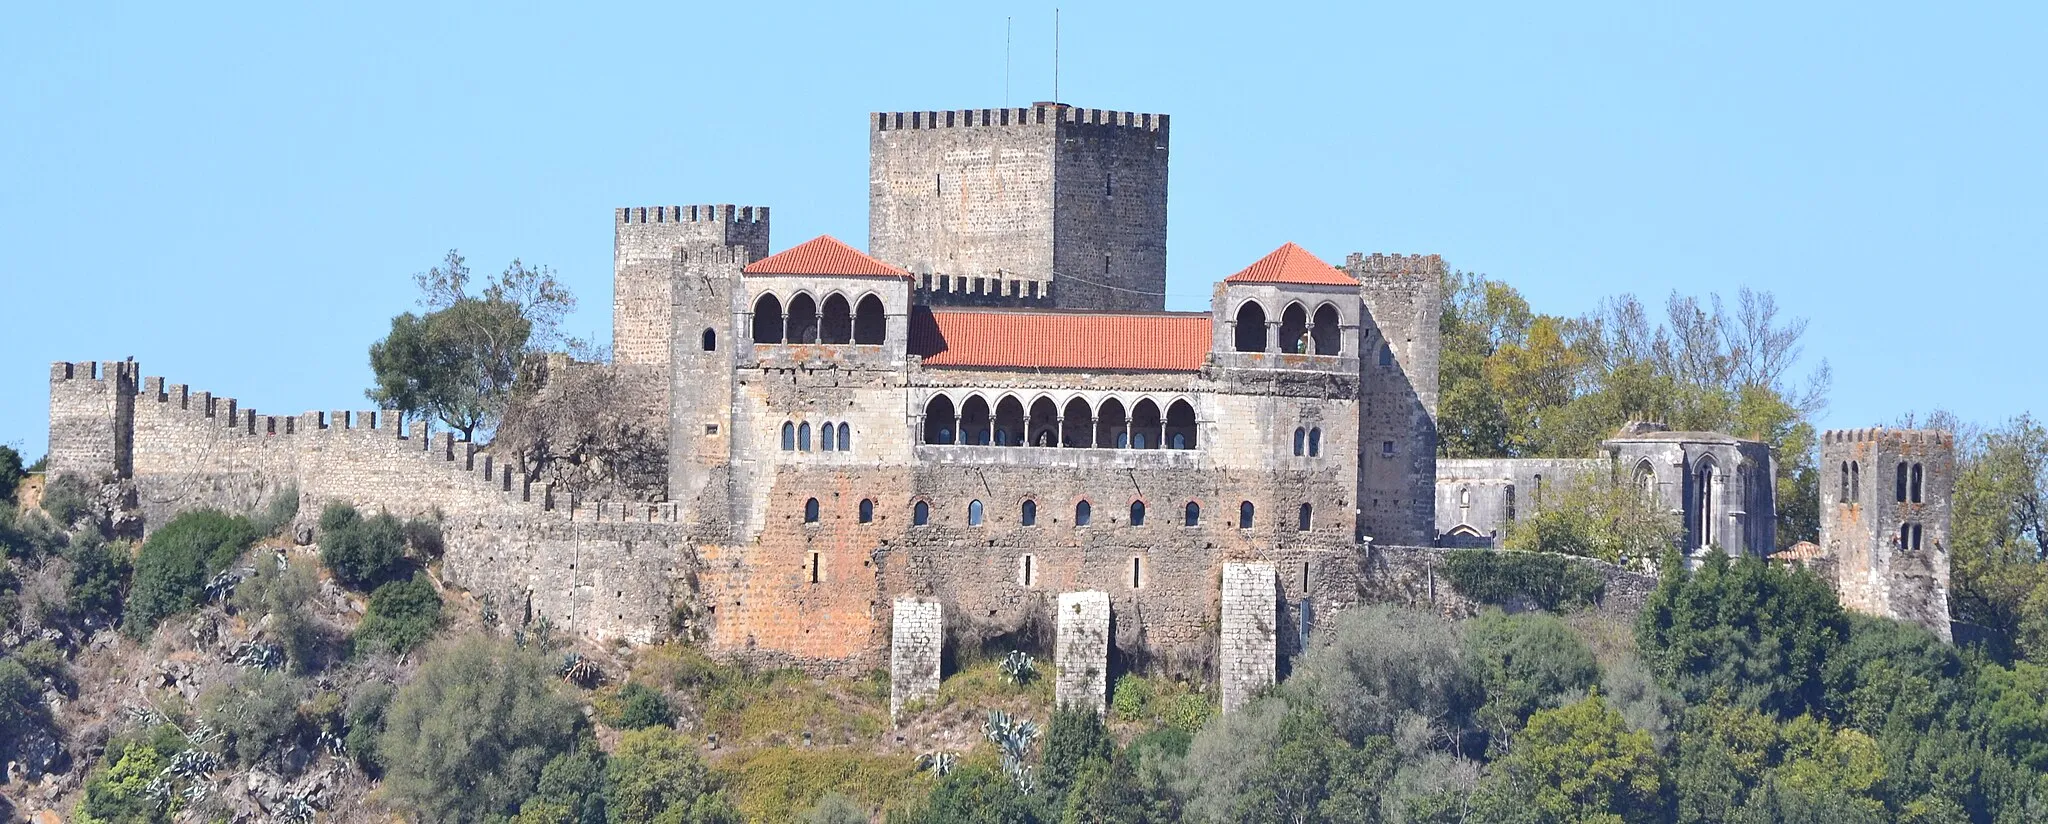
[1020,555,1035,587]
[1130,557,1144,589]
[1298,503,1312,532]
[1293,428,1306,456]
[1309,428,1321,457]
[807,551,822,583]
[1897,462,1909,503]
[1911,463,1924,503]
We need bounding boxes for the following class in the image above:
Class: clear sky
[3,2,2042,459]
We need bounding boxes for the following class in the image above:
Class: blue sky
[3,2,2042,458]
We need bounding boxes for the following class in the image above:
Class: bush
[354,574,443,655]
[716,749,926,824]
[249,485,300,537]
[40,474,93,529]
[74,725,185,824]
[0,445,23,503]
[235,553,323,670]
[381,635,581,822]
[606,726,739,823]
[1040,708,1114,800]
[344,681,395,773]
[66,537,131,627]
[318,502,408,589]
[610,681,675,730]
[122,510,257,638]
[1112,675,1155,722]
[404,515,445,560]
[1441,549,1608,612]
[0,504,64,559]
[201,670,304,767]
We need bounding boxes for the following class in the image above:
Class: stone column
[890,597,943,720]
[1089,417,1101,448]
[1265,321,1281,353]
[1056,591,1112,714]
[1221,562,1277,713]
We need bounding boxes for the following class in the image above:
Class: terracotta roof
[743,235,910,279]
[1770,541,1825,562]
[910,307,1212,371]
[1223,242,1356,287]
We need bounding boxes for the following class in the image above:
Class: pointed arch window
[797,422,812,452]
[1293,428,1307,456]
[1308,428,1322,457]
[781,421,795,451]
[1021,499,1038,527]
[1910,463,1924,503]
[820,421,835,451]
[1298,503,1312,532]
[1896,462,1909,503]
[838,423,851,452]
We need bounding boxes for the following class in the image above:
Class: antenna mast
[1005,17,1012,106]
[1053,8,1060,103]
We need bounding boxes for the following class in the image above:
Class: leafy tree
[610,681,674,730]
[122,509,257,638]
[1464,610,1600,750]
[1822,614,1969,735]
[902,762,1043,824]
[368,250,576,440]
[1669,702,1778,824]
[604,726,739,824]
[318,501,409,589]
[354,573,444,655]
[40,472,94,529]
[201,669,303,767]
[343,680,395,773]
[1039,708,1114,803]
[1973,660,2048,772]
[65,537,131,627]
[1501,474,1684,565]
[1480,693,1664,824]
[1946,414,2048,662]
[1289,604,1481,745]
[517,747,610,824]
[380,634,582,823]
[0,444,24,502]
[1636,552,1847,717]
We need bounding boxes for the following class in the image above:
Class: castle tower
[1351,253,1444,547]
[868,104,1168,312]
[614,205,771,369]
[1820,428,1955,641]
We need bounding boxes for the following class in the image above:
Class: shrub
[123,510,257,638]
[404,515,445,560]
[201,670,304,767]
[611,681,675,730]
[1441,549,1608,612]
[380,635,581,822]
[354,574,443,655]
[66,537,131,627]
[605,727,739,823]
[1464,609,1600,749]
[318,502,408,589]
[74,725,185,824]
[1040,708,1113,800]
[0,504,63,559]
[1111,675,1156,722]
[249,485,300,537]
[716,749,927,823]
[40,473,93,529]
[343,681,395,773]
[235,553,323,671]
[0,444,23,503]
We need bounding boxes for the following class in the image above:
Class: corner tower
[869,104,1168,311]
[614,205,771,370]
[1351,253,1444,547]
[1819,428,1954,641]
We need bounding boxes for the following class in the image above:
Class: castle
[44,102,1955,714]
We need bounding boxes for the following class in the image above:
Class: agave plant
[559,652,603,687]
[982,709,1041,792]
[232,641,284,670]
[205,568,246,604]
[917,750,959,776]
[277,795,317,824]
[999,650,1036,685]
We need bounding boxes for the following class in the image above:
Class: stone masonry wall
[1357,545,1660,621]
[890,597,942,719]
[1220,562,1277,712]
[1055,591,1111,714]
[1820,428,1954,640]
[1353,253,1444,546]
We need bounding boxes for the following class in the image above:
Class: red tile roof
[910,307,1212,371]
[1222,242,1356,287]
[743,235,911,279]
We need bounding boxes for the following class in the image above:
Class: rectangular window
[704,424,719,435]
[1381,441,1395,457]
[1019,555,1035,587]
[807,551,822,584]
[1130,557,1145,589]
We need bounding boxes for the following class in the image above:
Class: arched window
[1075,500,1093,527]
[854,295,887,344]
[803,498,820,524]
[1694,457,1716,549]
[1165,400,1198,449]
[1896,462,1909,503]
[1029,397,1060,447]
[1278,302,1309,354]
[1233,302,1268,352]
[961,395,993,445]
[781,421,795,451]
[1239,501,1255,529]
[1130,399,1162,450]
[820,421,835,451]
[838,423,850,451]
[1851,462,1861,500]
[820,293,853,343]
[786,293,820,344]
[1911,463,1924,503]
[923,395,958,445]
[1308,427,1322,457]
[1130,501,1147,526]
[701,328,717,352]
[1459,487,1472,506]
[913,501,930,526]
[1378,344,1394,367]
[1021,499,1038,527]
[968,500,985,526]
[858,499,874,523]
[1096,398,1127,450]
[1184,501,1201,526]
[1293,427,1306,456]
[752,294,784,344]
[1635,460,1656,503]
[1061,397,1093,448]
[994,396,1026,447]
[797,422,812,452]
[1311,303,1342,355]
[1839,461,1850,503]
[1298,503,1312,532]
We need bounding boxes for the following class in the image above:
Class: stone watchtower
[1819,428,1955,641]
[868,103,1169,311]
[1351,253,1444,547]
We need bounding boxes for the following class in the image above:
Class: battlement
[51,360,138,384]
[1822,428,1954,449]
[1344,253,1446,276]
[915,271,1054,304]
[616,205,769,225]
[872,104,1166,134]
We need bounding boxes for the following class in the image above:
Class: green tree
[603,726,738,824]
[354,573,444,655]
[1636,552,1848,717]
[609,681,674,730]
[1464,610,1601,750]
[65,537,131,628]
[518,747,610,824]
[1501,475,1684,565]
[234,552,323,671]
[901,762,1043,824]
[1974,660,2048,772]
[1482,694,1664,824]
[368,250,575,441]
[318,502,410,589]
[1946,415,2048,662]
[380,635,582,823]
[1039,708,1114,802]
[0,444,24,502]
[122,510,257,638]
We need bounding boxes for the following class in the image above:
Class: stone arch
[1311,302,1342,355]
[1129,398,1162,449]
[1061,397,1094,448]
[786,292,820,344]
[1096,397,1129,449]
[923,395,957,444]
[854,294,886,344]
[820,293,853,344]
[1233,301,1268,352]
[752,293,784,344]
[1029,396,1060,447]
[1165,399,1198,449]
[1635,459,1657,503]
[1278,301,1309,354]
[960,395,993,445]
[993,395,1026,446]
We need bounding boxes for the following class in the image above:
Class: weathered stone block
[890,597,942,720]
[1221,562,1277,712]
[1055,590,1111,714]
